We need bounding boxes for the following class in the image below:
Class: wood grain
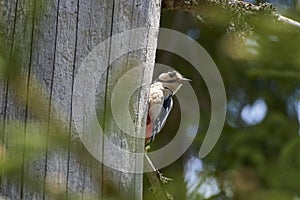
[0,0,161,199]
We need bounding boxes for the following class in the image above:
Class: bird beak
[179,77,192,83]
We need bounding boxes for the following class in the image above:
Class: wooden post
[0,0,161,199]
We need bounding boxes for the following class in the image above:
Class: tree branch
[277,14,300,27]
[162,0,300,28]
[144,155,173,200]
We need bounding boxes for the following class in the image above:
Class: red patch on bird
[145,112,153,143]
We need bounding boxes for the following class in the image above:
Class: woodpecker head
[156,71,191,94]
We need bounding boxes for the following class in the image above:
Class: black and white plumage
[151,94,173,139]
[145,71,191,145]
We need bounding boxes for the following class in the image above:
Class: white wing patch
[149,82,164,120]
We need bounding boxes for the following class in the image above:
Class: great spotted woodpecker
[145,71,191,146]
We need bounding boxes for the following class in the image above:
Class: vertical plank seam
[82,160,87,200]
[117,0,123,193]
[130,0,143,199]
[42,0,61,199]
[101,0,116,199]
[65,0,81,198]
[0,0,19,187]
[80,1,88,198]
[127,1,140,198]
[20,0,37,198]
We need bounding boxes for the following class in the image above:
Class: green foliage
[156,3,300,200]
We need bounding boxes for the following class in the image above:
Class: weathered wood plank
[74,0,113,198]
[50,0,97,199]
[42,0,76,199]
[0,0,161,199]
[0,3,17,190]
[101,0,161,198]
[23,1,60,199]
[0,0,36,199]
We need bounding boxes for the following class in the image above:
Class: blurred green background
[145,1,300,200]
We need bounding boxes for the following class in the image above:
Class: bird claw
[157,171,172,184]
[145,145,151,152]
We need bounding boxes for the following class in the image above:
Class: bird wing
[147,82,174,144]
[152,95,173,137]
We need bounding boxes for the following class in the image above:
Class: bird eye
[168,71,176,78]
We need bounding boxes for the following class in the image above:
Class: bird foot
[157,171,172,184]
[145,145,151,152]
